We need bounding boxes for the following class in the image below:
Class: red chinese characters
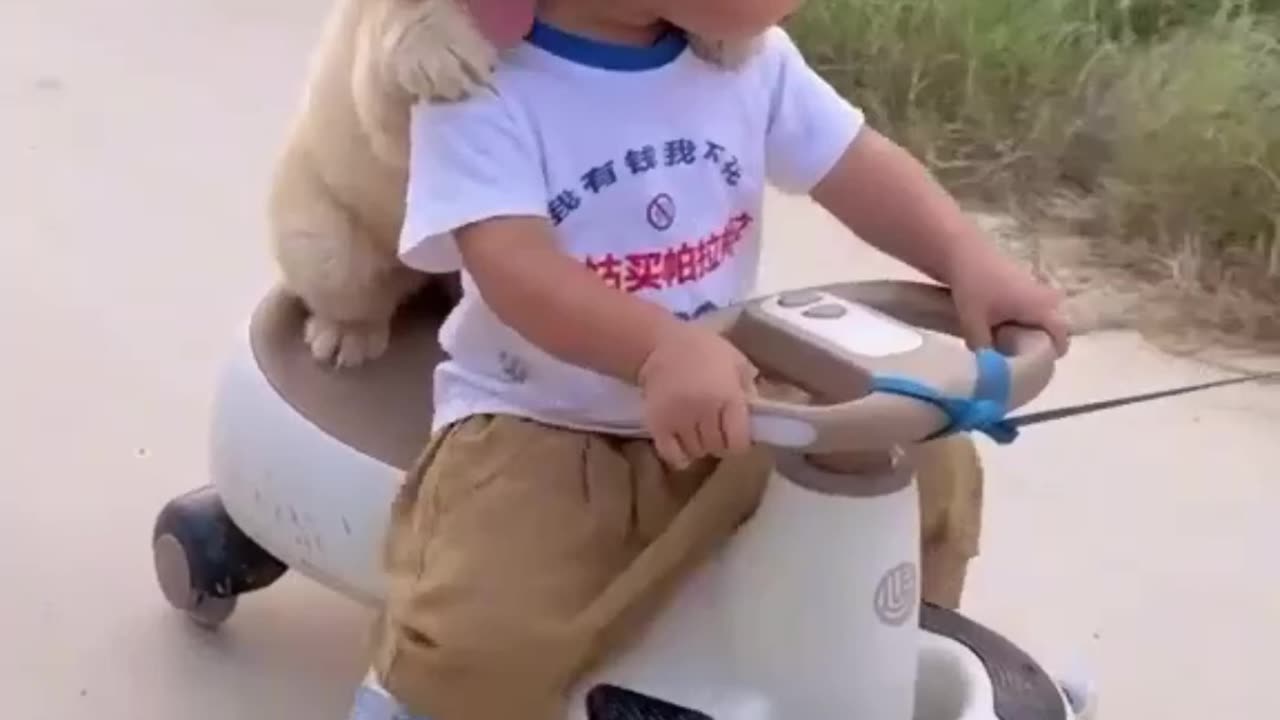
[584,212,754,293]
[623,252,665,292]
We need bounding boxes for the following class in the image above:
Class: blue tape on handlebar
[869,348,1020,444]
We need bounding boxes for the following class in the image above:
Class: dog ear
[460,0,536,48]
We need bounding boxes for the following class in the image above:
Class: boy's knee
[375,610,579,720]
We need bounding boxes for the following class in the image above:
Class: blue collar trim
[526,19,687,71]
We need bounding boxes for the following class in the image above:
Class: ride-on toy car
[152,278,1097,719]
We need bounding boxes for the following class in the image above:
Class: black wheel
[152,485,288,629]
[920,603,1068,720]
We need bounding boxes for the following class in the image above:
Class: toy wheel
[153,533,240,629]
[151,485,288,630]
[920,603,1070,720]
[1056,668,1099,720]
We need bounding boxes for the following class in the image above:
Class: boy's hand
[638,323,759,469]
[949,250,1071,356]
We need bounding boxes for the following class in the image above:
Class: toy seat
[247,283,458,472]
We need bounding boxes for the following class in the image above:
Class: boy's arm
[456,215,761,466]
[758,29,1065,350]
[809,127,1003,287]
[399,90,716,387]
[454,216,684,383]
[810,128,1070,352]
[753,28,1001,286]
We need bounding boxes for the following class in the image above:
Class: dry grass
[787,0,1280,345]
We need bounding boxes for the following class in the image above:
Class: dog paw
[304,315,391,369]
[389,15,496,102]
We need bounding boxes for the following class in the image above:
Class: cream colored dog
[268,0,760,368]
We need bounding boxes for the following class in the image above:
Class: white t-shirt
[400,21,864,435]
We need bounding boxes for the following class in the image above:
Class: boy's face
[656,0,804,41]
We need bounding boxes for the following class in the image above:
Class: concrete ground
[1,1,1276,718]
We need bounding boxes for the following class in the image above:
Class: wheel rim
[153,534,196,611]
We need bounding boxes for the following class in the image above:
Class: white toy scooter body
[153,280,1094,720]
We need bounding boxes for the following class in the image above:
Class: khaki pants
[370,414,983,720]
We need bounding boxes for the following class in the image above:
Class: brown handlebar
[700,280,1058,452]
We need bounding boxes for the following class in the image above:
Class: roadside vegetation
[789,0,1280,342]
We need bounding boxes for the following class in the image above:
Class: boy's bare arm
[809,127,1004,287]
[810,127,1069,352]
[454,215,684,384]
[455,215,759,465]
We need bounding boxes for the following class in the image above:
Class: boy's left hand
[948,251,1071,357]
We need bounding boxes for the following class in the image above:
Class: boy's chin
[462,0,536,49]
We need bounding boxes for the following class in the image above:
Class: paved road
[2,1,1277,718]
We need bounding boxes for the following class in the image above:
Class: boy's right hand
[638,323,759,470]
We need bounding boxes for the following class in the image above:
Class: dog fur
[268,0,761,368]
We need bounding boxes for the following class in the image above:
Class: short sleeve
[398,89,549,273]
[761,27,866,195]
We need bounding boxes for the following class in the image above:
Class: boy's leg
[913,434,985,609]
[368,414,771,720]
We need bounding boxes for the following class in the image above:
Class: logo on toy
[873,561,918,626]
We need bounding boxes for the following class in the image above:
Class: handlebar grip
[701,281,1059,452]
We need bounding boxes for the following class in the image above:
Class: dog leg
[270,155,425,369]
[288,233,424,369]
[365,0,497,104]
[390,0,497,101]
[350,0,499,170]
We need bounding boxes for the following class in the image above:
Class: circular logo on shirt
[646,193,676,231]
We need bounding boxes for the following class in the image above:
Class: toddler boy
[356,1,1068,718]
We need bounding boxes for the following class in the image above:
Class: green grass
[787,0,1280,286]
